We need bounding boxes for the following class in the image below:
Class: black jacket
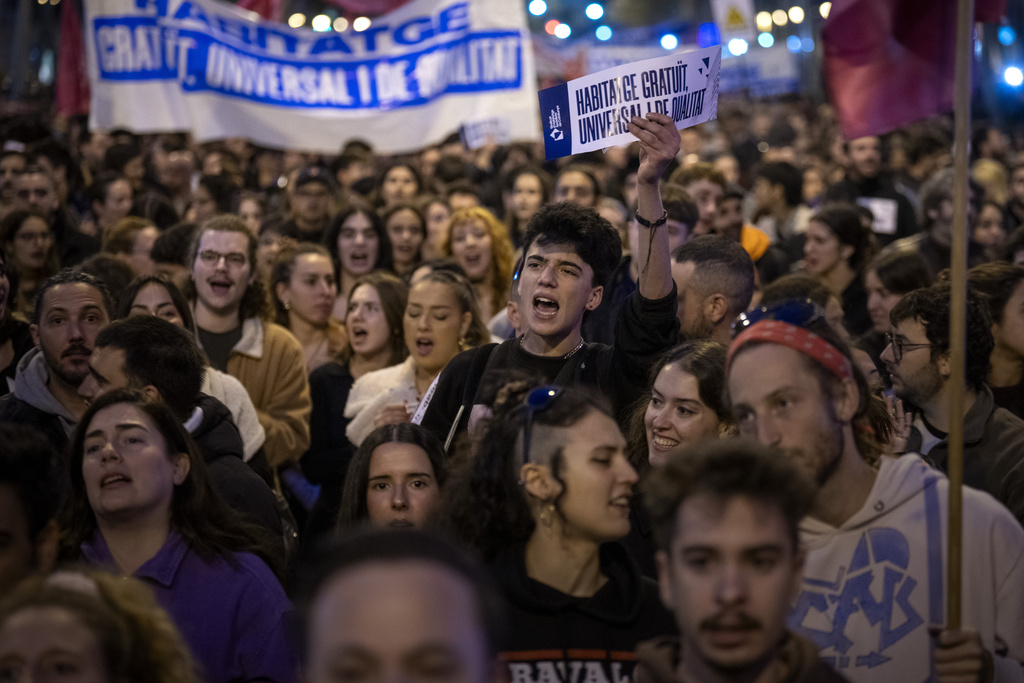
[189,394,293,566]
[419,287,679,447]
[825,174,916,246]
[0,393,72,454]
[491,542,677,682]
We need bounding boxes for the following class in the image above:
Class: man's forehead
[729,343,817,394]
[891,317,927,338]
[201,229,248,249]
[41,283,106,313]
[527,242,585,264]
[19,173,52,188]
[673,493,791,547]
[687,179,722,195]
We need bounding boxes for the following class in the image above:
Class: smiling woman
[626,340,732,472]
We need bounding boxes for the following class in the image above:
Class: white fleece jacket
[344,358,419,447]
[791,454,1024,683]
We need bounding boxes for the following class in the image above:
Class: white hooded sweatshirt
[790,454,1024,683]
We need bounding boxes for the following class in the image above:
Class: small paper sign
[538,45,721,161]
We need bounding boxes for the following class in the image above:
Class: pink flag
[822,0,1006,140]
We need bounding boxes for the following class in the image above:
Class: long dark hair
[865,249,932,296]
[115,276,196,334]
[811,204,877,272]
[61,389,281,579]
[324,204,393,276]
[439,385,613,561]
[625,341,731,471]
[336,423,447,530]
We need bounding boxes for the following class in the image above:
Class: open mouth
[209,279,233,296]
[609,495,631,514]
[351,325,368,343]
[415,337,434,356]
[349,252,370,268]
[533,296,559,319]
[101,474,130,488]
[651,434,679,450]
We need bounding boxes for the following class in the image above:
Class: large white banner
[85,0,541,154]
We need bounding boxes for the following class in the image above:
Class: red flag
[822,0,1006,140]
[55,0,90,118]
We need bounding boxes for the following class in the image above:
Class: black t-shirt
[418,287,679,447]
[198,326,243,373]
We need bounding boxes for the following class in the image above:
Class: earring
[284,301,291,310]
[458,335,467,350]
[539,504,556,528]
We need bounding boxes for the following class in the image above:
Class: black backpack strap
[443,343,500,451]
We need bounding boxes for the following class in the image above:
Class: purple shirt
[82,530,297,683]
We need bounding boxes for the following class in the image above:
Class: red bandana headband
[727,320,854,381]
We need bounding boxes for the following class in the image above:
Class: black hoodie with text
[491,542,677,683]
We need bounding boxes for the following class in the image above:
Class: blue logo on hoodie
[790,527,924,671]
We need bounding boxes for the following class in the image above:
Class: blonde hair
[0,569,199,683]
[440,207,515,317]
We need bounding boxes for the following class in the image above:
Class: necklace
[520,335,586,359]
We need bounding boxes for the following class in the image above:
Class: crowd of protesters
[1,97,1024,683]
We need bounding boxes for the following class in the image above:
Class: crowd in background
[1,94,1024,683]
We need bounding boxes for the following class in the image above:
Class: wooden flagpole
[947,0,974,631]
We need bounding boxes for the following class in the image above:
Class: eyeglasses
[732,298,824,338]
[521,385,563,466]
[198,249,247,268]
[885,332,936,362]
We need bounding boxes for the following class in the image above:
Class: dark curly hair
[522,201,621,291]
[890,283,993,391]
[439,385,614,561]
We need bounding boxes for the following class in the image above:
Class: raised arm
[627,112,680,300]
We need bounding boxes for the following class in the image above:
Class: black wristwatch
[635,210,668,229]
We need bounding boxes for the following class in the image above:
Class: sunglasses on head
[521,385,563,466]
[732,298,825,338]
